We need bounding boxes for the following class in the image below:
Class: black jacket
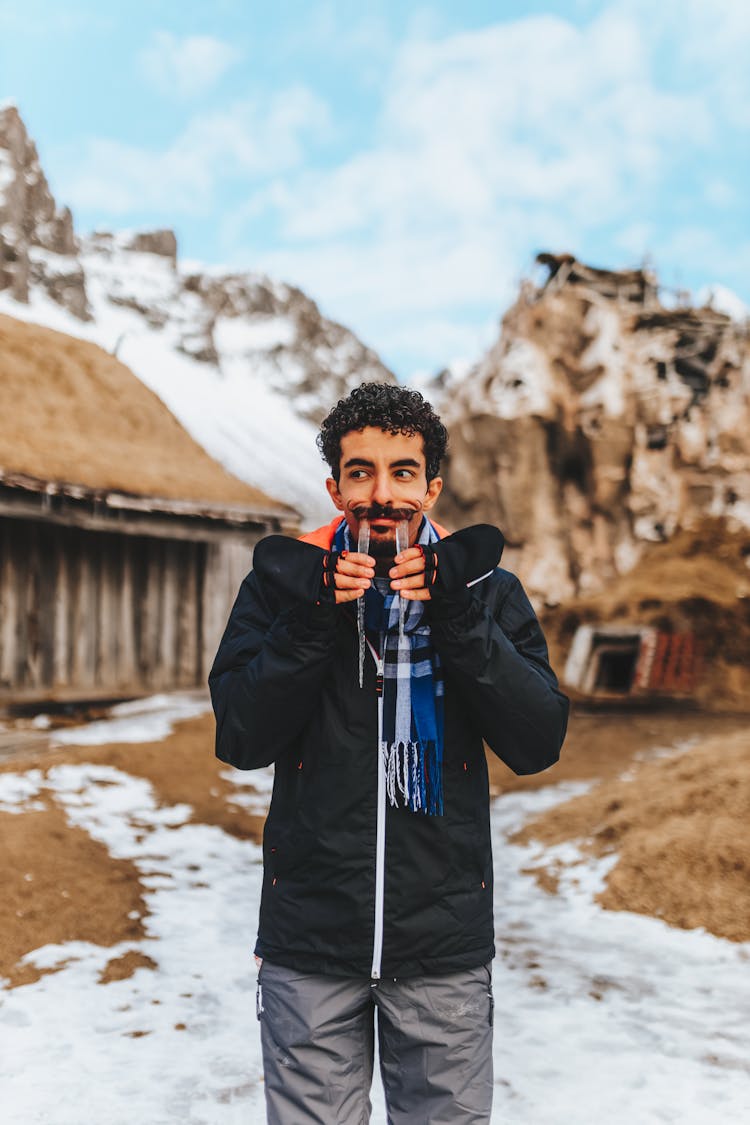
[209,523,568,979]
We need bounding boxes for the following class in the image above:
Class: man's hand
[389,547,432,601]
[333,552,375,604]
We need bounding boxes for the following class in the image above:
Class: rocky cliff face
[437,254,750,604]
[0,105,86,318]
[0,106,395,523]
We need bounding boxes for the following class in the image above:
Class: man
[210,383,568,1124]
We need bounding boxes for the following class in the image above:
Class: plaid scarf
[335,518,444,816]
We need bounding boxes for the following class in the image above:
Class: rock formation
[437,253,750,604]
[0,104,88,318]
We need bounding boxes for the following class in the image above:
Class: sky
[1,0,749,379]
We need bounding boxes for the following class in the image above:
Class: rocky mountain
[0,104,84,316]
[436,253,750,604]
[0,104,395,525]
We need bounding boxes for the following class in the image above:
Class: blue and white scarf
[335,518,445,816]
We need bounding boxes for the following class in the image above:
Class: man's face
[326,427,443,557]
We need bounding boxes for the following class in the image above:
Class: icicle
[357,519,370,688]
[395,519,409,641]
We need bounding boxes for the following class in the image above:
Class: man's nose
[370,471,393,506]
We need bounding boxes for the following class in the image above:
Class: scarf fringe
[383,740,443,816]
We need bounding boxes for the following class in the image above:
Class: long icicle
[395,519,409,641]
[357,519,370,688]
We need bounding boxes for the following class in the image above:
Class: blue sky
[1,0,748,378]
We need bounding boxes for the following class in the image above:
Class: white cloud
[286,2,393,59]
[236,10,711,256]
[614,0,750,127]
[63,88,331,215]
[223,7,716,371]
[137,31,241,100]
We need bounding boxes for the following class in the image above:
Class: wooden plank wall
[0,517,224,700]
[201,538,255,680]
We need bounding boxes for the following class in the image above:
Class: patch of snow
[579,303,628,417]
[214,314,296,354]
[51,691,212,747]
[27,246,81,272]
[0,152,15,193]
[220,766,275,816]
[0,769,45,813]
[474,340,554,421]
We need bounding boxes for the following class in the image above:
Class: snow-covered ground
[1,699,749,1124]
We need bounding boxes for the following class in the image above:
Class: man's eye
[394,470,414,479]
[349,470,368,480]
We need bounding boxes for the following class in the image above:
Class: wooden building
[0,314,296,704]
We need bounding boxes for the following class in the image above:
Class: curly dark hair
[317,383,448,482]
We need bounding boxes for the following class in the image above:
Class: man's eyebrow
[341,457,422,470]
[342,457,375,469]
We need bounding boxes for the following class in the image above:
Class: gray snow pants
[257,959,494,1124]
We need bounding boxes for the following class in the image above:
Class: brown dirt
[514,726,750,942]
[0,312,288,511]
[0,799,147,987]
[98,950,158,984]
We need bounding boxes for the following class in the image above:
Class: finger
[392,546,423,565]
[399,588,431,601]
[340,552,375,568]
[335,587,365,604]
[334,573,372,590]
[337,557,375,578]
[391,574,427,591]
[337,566,375,582]
[389,557,426,579]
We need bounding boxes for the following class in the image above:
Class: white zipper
[367,639,386,980]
